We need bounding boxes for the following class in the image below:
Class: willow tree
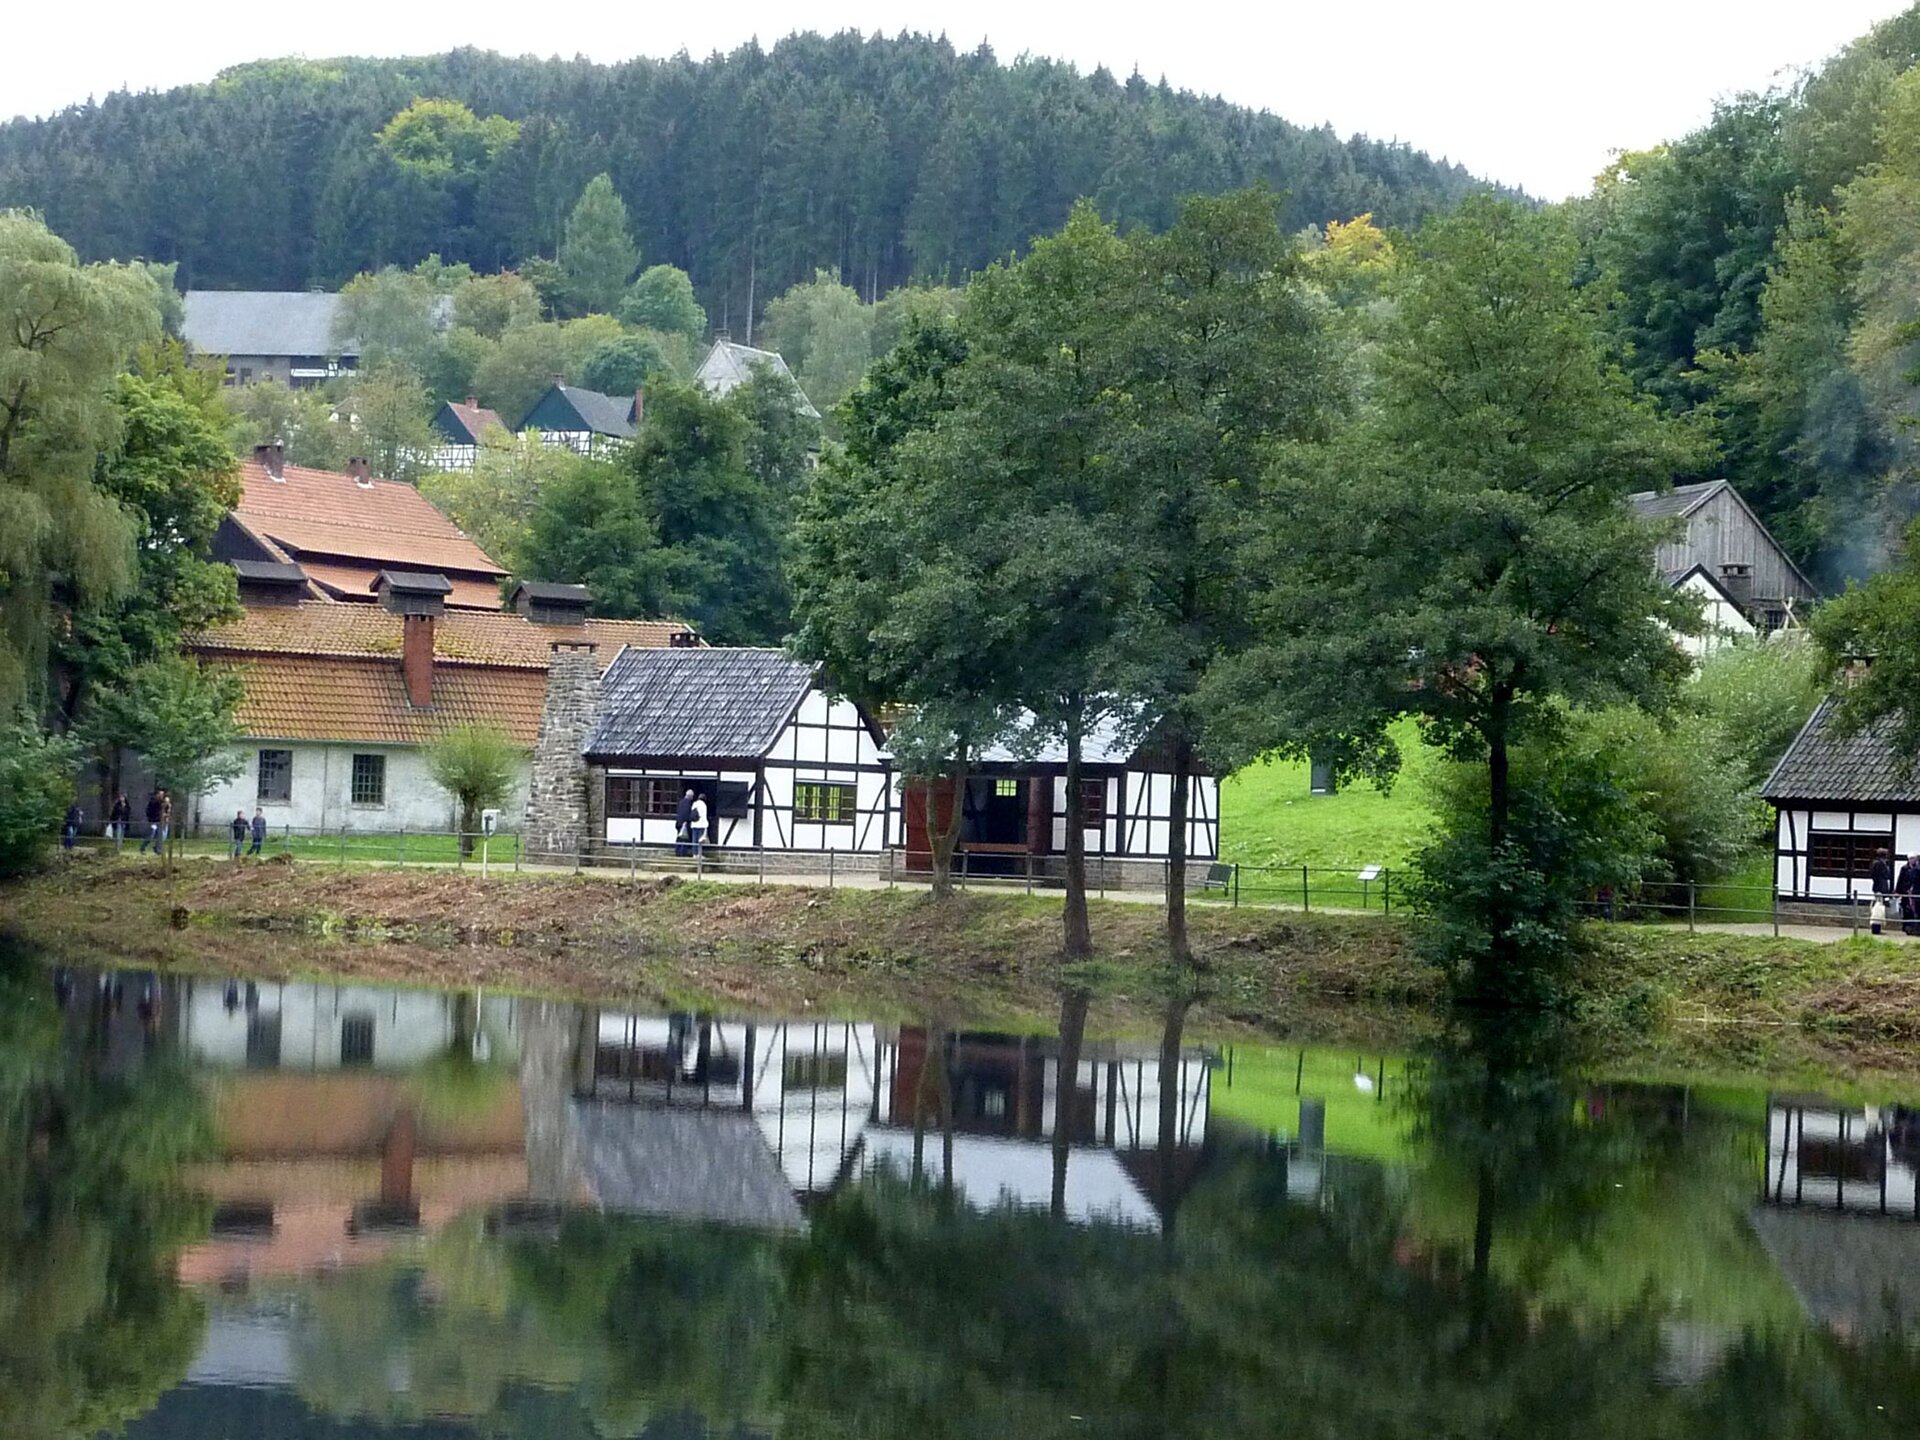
[0,210,163,711]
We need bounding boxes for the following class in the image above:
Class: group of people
[1869,848,1920,936]
[62,789,174,853]
[674,788,710,857]
[228,807,269,858]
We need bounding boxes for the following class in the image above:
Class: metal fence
[1576,880,1888,935]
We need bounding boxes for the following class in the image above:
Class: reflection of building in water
[1755,1096,1920,1339]
[860,1028,1213,1228]
[1763,1098,1920,1217]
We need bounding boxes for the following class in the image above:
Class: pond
[6,942,1920,1438]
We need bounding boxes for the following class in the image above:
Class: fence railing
[1576,880,1890,935]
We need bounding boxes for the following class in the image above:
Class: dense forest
[0,34,1495,331]
[1571,5,1920,583]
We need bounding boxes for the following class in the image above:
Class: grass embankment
[10,855,1920,1078]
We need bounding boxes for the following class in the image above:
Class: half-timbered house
[1762,697,1916,902]
[900,716,1221,881]
[581,647,893,853]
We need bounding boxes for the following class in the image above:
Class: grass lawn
[121,830,524,867]
[1219,720,1437,904]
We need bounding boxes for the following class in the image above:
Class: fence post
[1025,853,1033,895]
[398,828,406,867]
[759,845,766,885]
[282,823,291,857]
[888,848,895,889]
[1772,886,1780,938]
[1688,881,1696,934]
[1233,863,1240,910]
[629,843,636,881]
[1302,865,1310,913]
[456,833,464,872]
[514,836,521,873]
[829,848,836,889]
[339,827,346,867]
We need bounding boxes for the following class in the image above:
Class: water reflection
[12,945,1920,1436]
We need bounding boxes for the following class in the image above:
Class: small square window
[257,749,292,804]
[795,781,856,823]
[1081,779,1107,825]
[994,778,1019,798]
[350,753,386,806]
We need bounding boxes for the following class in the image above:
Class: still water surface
[8,946,1920,1438]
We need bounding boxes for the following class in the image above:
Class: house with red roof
[214,443,510,609]
[429,396,508,471]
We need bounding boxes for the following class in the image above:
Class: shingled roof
[696,340,821,419]
[183,291,352,359]
[586,647,816,760]
[1762,698,1920,804]
[1628,480,1728,523]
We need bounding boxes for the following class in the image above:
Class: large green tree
[0,210,163,711]
[558,174,640,317]
[1224,198,1698,999]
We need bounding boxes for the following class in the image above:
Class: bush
[1689,635,1824,786]
[0,721,80,877]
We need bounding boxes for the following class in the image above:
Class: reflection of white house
[177,977,520,1071]
[1763,1098,1920,1217]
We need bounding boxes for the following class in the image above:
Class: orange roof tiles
[189,601,694,745]
[193,603,689,667]
[221,654,548,743]
[233,458,506,583]
[298,558,503,610]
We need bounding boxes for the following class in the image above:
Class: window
[340,1014,375,1066]
[350,754,386,806]
[606,776,684,819]
[1080,779,1107,826]
[245,1014,282,1068]
[257,748,292,804]
[994,778,1019,798]
[795,781,856,823]
[1808,830,1892,880]
[1765,609,1789,632]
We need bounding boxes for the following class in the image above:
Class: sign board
[1357,864,1383,882]
[481,809,500,837]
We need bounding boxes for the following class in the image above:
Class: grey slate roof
[371,570,454,595]
[1628,480,1727,522]
[977,711,1146,766]
[1762,698,1920,803]
[696,340,822,419]
[569,1101,805,1231]
[557,384,637,437]
[183,291,352,359]
[511,580,591,605]
[585,646,816,759]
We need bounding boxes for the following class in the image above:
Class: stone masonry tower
[524,641,599,861]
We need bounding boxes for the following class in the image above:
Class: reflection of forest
[14,955,1920,1438]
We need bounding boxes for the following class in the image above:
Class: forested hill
[0,34,1495,326]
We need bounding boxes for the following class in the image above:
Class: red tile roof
[233,460,507,591]
[189,602,696,745]
[441,400,507,444]
[298,559,503,611]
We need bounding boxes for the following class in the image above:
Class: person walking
[62,802,83,851]
[689,791,709,857]
[249,807,268,856]
[675,788,695,858]
[1898,853,1920,937]
[154,789,173,857]
[108,793,130,848]
[141,790,164,854]
[229,810,248,859]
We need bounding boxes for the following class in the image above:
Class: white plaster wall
[1676,573,1756,659]
[198,743,528,836]
[177,976,472,1070]
[603,767,758,847]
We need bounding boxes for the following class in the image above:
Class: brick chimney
[252,441,286,480]
[402,613,434,707]
[346,456,373,488]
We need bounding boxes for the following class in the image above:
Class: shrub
[0,721,80,876]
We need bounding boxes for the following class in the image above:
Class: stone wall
[524,643,600,861]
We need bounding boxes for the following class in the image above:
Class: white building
[579,646,894,853]
[1763,698,1917,902]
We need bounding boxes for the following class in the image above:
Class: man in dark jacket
[108,793,131,848]
[63,804,83,850]
[1871,848,1896,901]
[140,791,164,853]
[1898,855,1920,936]
[249,807,268,856]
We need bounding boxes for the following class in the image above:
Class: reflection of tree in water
[0,955,214,1440]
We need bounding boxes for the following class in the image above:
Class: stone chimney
[347,456,373,488]
[524,642,601,861]
[669,629,702,648]
[402,614,435,707]
[1718,562,1753,613]
[252,441,286,480]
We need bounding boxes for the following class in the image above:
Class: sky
[3,1,1913,198]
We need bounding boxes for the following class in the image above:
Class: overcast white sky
[4,1,1911,198]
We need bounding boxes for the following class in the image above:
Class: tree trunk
[1484,685,1514,983]
[1155,997,1190,1237]
[459,798,478,858]
[1049,987,1091,1220]
[1062,707,1093,959]
[929,743,969,900]
[1165,731,1194,969]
